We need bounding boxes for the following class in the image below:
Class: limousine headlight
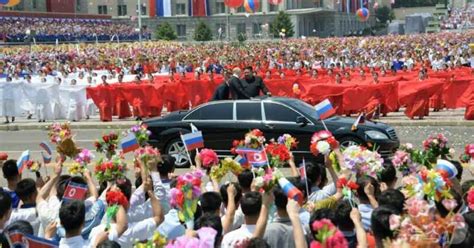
[365,130,389,140]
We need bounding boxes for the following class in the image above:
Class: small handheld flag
[298,161,306,181]
[121,133,140,153]
[315,99,336,120]
[63,182,88,202]
[17,150,30,174]
[39,141,53,164]
[235,148,268,167]
[7,230,59,248]
[181,131,204,151]
[234,155,248,167]
[278,177,304,205]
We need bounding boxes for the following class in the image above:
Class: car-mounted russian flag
[235,148,268,168]
[181,131,205,151]
[315,99,336,120]
[121,132,140,154]
[16,150,30,174]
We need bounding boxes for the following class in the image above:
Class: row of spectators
[441,3,473,30]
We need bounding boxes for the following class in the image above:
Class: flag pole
[302,157,310,200]
[261,144,271,169]
[320,119,329,131]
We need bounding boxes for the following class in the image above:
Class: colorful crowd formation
[0,122,474,247]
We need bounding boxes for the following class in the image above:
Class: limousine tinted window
[185,103,233,120]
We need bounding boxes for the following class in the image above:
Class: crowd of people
[0,17,150,42]
[0,127,473,248]
[442,4,474,30]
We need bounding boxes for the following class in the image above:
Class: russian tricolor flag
[188,0,210,17]
[315,99,336,120]
[121,133,140,154]
[16,150,30,174]
[234,155,248,166]
[39,141,53,164]
[181,131,204,151]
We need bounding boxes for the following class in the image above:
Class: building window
[32,0,37,9]
[253,23,262,34]
[215,2,225,14]
[176,3,186,15]
[177,24,186,37]
[269,4,278,12]
[118,5,127,16]
[136,4,146,15]
[98,5,108,14]
[236,6,245,13]
[76,0,81,11]
[236,23,246,35]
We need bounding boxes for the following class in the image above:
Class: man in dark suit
[228,67,251,99]
[241,66,271,98]
[211,70,232,101]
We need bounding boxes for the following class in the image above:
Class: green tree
[375,6,395,25]
[154,22,177,40]
[194,21,213,41]
[270,11,295,38]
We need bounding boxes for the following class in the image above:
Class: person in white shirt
[58,200,88,248]
[221,191,272,248]
[6,178,40,235]
[356,176,380,231]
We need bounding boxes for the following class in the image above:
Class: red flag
[63,182,88,201]
[7,231,59,248]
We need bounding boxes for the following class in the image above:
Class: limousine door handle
[265,124,275,129]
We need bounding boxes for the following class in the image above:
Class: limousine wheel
[165,138,190,168]
[339,136,363,149]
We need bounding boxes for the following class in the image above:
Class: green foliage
[375,6,395,24]
[194,21,213,41]
[270,11,295,38]
[154,22,177,41]
[393,0,444,8]
[237,32,247,43]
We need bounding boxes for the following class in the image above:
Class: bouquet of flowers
[401,168,452,202]
[467,187,474,210]
[209,157,243,183]
[391,150,418,176]
[134,146,162,170]
[310,131,339,156]
[94,156,127,183]
[342,145,384,177]
[95,132,119,159]
[124,123,151,147]
[199,149,219,169]
[48,122,80,159]
[231,129,266,153]
[422,133,453,164]
[388,197,466,247]
[169,170,204,229]
[105,190,129,231]
[336,178,359,207]
[253,167,283,192]
[134,232,167,248]
[310,218,348,248]
[277,134,298,150]
[25,160,41,173]
[265,142,291,167]
[69,149,94,175]
[460,144,474,174]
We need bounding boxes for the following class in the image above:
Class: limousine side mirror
[296,116,308,127]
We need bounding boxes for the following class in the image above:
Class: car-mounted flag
[6,230,59,248]
[181,131,204,151]
[351,112,366,131]
[315,99,336,120]
[235,148,268,168]
[16,150,30,174]
[121,132,140,154]
[63,182,88,202]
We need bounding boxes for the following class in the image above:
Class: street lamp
[137,0,142,43]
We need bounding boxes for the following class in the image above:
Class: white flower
[254,177,264,188]
[449,148,455,155]
[244,136,251,145]
[432,139,439,145]
[405,143,413,150]
[316,141,331,155]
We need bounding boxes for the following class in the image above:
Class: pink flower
[441,199,458,211]
[389,214,401,230]
[310,241,322,248]
[199,149,219,168]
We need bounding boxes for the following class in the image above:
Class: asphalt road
[0,125,473,185]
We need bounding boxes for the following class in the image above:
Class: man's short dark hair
[334,200,354,231]
[199,192,222,214]
[2,159,19,180]
[59,200,85,233]
[15,178,37,202]
[273,185,288,210]
[306,163,321,188]
[356,176,380,202]
[220,183,242,207]
[378,163,397,185]
[238,169,254,190]
[371,206,397,242]
[247,237,270,248]
[241,192,262,217]
[244,66,253,71]
[377,189,405,214]
[115,177,132,201]
[0,189,12,219]
[195,213,223,247]
[5,220,34,235]
[158,155,176,176]
[309,208,336,237]
[97,240,121,248]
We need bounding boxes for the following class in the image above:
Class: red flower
[310,143,319,156]
[336,178,347,189]
[102,135,110,143]
[175,190,184,206]
[106,190,129,208]
[192,178,201,187]
[94,141,101,149]
[327,136,339,149]
[109,133,118,140]
[232,139,242,148]
[251,129,264,137]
